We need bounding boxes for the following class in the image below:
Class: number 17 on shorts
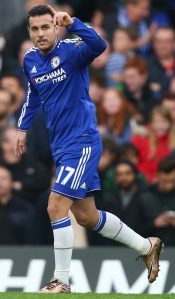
[52,145,101,200]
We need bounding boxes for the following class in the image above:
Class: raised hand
[48,5,74,27]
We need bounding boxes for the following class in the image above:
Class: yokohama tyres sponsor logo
[34,68,66,84]
[0,248,174,293]
[0,258,173,293]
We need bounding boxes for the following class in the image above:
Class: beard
[119,182,135,191]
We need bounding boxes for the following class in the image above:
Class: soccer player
[14,5,164,293]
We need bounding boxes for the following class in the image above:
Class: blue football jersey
[18,18,107,154]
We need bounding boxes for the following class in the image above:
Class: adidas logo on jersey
[31,66,37,74]
[80,182,86,189]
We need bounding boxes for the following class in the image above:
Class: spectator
[98,88,141,144]
[148,26,175,96]
[119,143,140,165]
[162,93,175,131]
[105,27,135,87]
[0,73,52,169]
[169,76,175,94]
[98,135,118,180]
[26,190,53,245]
[27,107,53,171]
[90,40,110,73]
[91,8,105,34]
[103,0,156,56]
[14,39,34,89]
[132,106,175,182]
[3,0,48,67]
[0,73,25,123]
[118,143,147,184]
[87,160,147,246]
[0,34,6,73]
[123,56,160,122]
[0,127,51,204]
[95,135,119,211]
[89,71,106,104]
[0,88,15,130]
[139,156,175,245]
[89,70,106,120]
[0,166,33,244]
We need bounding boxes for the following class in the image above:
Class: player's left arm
[67,18,107,65]
[48,6,107,65]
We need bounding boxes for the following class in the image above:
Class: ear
[54,24,59,36]
[28,27,32,38]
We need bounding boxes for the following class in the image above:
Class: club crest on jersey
[51,56,60,69]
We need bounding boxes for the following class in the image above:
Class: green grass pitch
[0,293,175,299]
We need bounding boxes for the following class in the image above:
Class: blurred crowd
[1,0,175,247]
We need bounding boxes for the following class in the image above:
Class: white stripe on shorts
[72,147,90,190]
[71,147,86,189]
[75,146,91,189]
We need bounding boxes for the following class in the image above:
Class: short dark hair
[158,156,175,173]
[119,143,139,159]
[115,160,138,174]
[89,70,106,87]
[102,135,119,156]
[27,5,54,26]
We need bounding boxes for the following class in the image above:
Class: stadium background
[0,0,175,294]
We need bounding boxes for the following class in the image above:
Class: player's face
[28,14,59,54]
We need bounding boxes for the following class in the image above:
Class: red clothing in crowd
[132,134,171,182]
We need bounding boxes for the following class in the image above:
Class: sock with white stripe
[93,211,151,255]
[51,216,73,285]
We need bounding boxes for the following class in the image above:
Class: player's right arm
[15,59,41,157]
[48,6,107,65]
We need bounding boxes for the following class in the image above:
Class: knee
[47,194,59,218]
[76,212,90,227]
[74,210,95,228]
[47,193,69,220]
